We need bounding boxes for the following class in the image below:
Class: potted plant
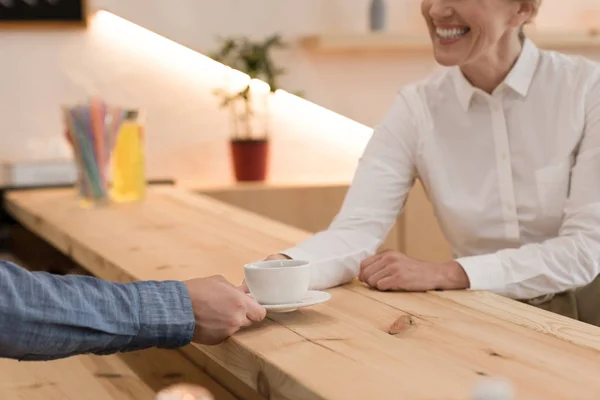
[210,34,296,182]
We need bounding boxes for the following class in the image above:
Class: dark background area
[0,0,84,22]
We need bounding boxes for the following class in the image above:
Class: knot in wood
[388,315,415,335]
[257,370,271,399]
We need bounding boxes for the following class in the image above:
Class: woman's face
[421,0,532,66]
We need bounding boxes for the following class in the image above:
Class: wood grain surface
[5,187,600,400]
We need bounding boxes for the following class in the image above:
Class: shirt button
[506,203,514,212]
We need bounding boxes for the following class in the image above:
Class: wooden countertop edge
[7,188,479,399]
[6,188,600,350]
[5,188,396,400]
[3,190,320,400]
[181,181,352,193]
[432,290,600,352]
[6,188,600,357]
[5,188,600,399]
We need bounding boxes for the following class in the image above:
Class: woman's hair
[517,0,541,40]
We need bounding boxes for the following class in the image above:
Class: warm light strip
[91,10,373,146]
[91,11,248,83]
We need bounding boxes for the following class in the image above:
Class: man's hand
[184,276,266,345]
[238,253,291,293]
[358,250,470,292]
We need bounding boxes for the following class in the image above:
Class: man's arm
[0,261,194,361]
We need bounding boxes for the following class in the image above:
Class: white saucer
[254,290,332,313]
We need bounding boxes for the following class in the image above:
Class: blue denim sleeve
[0,261,195,361]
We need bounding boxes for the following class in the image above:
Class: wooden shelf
[300,30,600,54]
[300,33,431,54]
[530,30,600,50]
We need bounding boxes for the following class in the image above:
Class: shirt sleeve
[457,74,600,300]
[0,261,195,361]
[281,90,419,290]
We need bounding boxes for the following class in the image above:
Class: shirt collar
[452,38,541,111]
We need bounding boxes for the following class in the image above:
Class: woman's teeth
[436,27,470,40]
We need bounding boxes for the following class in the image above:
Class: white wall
[95,0,600,126]
[95,0,437,126]
[1,0,600,184]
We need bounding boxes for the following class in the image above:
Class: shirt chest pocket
[535,159,572,221]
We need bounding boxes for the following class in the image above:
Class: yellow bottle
[110,110,146,203]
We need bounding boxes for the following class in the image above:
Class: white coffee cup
[244,259,311,305]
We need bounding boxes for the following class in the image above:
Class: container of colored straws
[63,97,131,207]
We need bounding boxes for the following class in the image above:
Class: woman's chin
[432,52,462,67]
[431,44,472,66]
[430,37,473,67]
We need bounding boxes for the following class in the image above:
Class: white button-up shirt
[282,39,600,300]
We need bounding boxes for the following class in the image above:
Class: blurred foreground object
[156,384,213,400]
[472,378,514,400]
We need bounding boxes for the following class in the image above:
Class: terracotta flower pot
[230,138,269,182]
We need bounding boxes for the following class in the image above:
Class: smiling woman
[420,0,537,72]
[261,0,600,327]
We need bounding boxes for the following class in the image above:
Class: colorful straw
[63,98,128,202]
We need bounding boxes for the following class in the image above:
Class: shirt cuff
[132,281,195,349]
[456,254,506,291]
[280,247,360,290]
[280,246,315,262]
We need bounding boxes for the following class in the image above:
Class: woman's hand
[265,253,292,261]
[358,250,470,292]
[239,253,292,293]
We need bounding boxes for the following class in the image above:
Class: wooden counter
[5,188,600,400]
[192,179,453,263]
[0,353,156,400]
[0,348,235,400]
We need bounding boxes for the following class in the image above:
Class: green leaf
[292,90,305,98]
[208,33,302,109]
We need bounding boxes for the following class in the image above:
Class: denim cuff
[133,280,195,349]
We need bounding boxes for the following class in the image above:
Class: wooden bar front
[4,188,600,399]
